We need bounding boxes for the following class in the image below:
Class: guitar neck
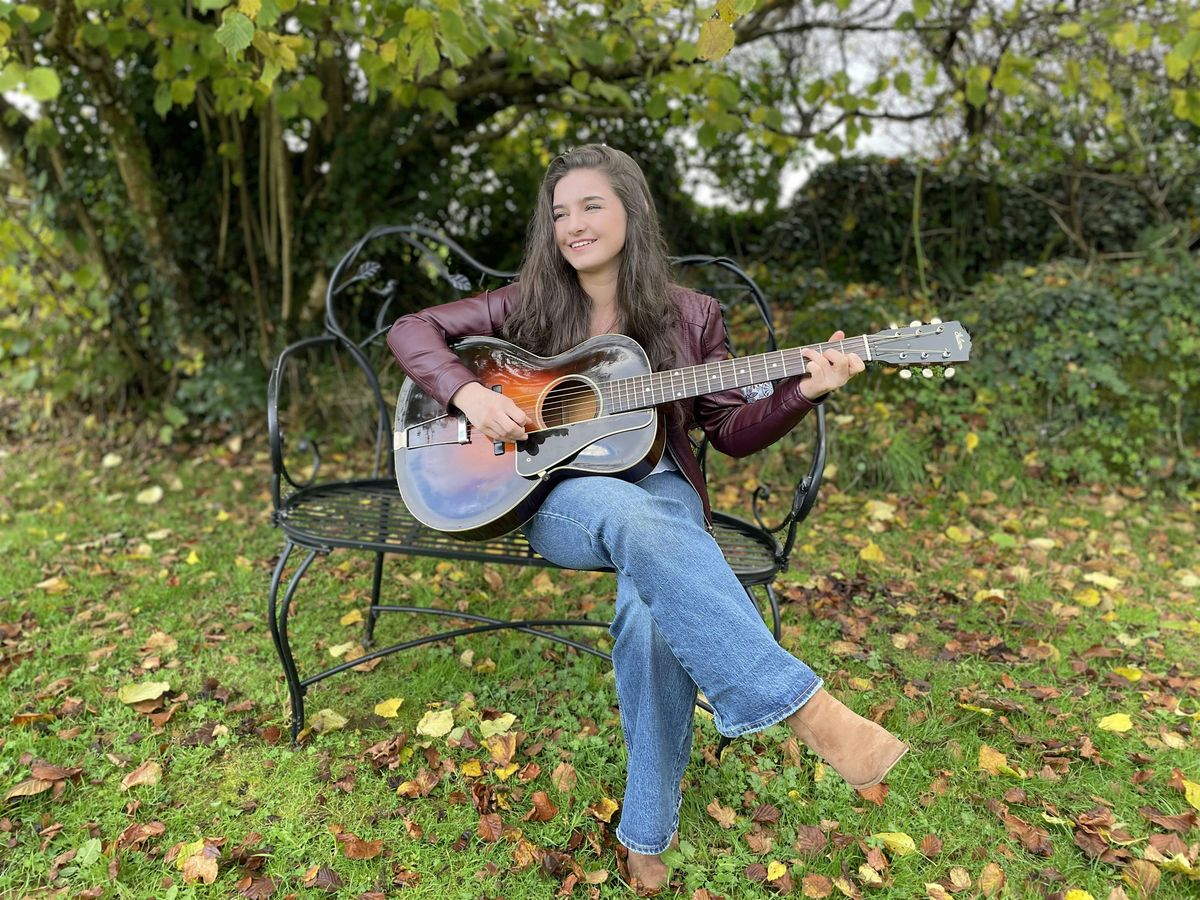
[601,335,873,413]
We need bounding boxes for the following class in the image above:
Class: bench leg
[362,551,385,648]
[763,582,782,641]
[268,541,320,741]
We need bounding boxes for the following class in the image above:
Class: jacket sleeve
[692,295,824,459]
[386,288,510,409]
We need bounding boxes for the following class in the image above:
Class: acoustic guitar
[393,321,972,540]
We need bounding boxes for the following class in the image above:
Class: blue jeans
[524,471,823,855]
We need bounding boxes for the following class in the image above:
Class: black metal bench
[266,224,827,742]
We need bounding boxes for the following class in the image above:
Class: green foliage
[956,256,1200,487]
[0,204,129,430]
[757,255,1199,492]
[763,157,1197,290]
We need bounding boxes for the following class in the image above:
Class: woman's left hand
[798,330,866,400]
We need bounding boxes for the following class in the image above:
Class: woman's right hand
[451,382,530,444]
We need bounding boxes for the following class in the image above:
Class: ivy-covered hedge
[764,255,1200,491]
[759,157,1194,290]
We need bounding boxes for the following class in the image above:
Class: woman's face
[551,168,627,278]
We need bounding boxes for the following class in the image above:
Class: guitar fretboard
[599,336,872,413]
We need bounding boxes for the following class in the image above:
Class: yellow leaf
[873,832,916,856]
[340,609,364,626]
[959,703,995,717]
[697,18,735,60]
[859,541,885,563]
[416,708,454,738]
[1160,853,1200,877]
[374,697,403,718]
[185,550,200,565]
[479,713,517,738]
[1083,572,1122,590]
[945,526,972,544]
[118,681,170,704]
[136,486,164,504]
[1063,892,1096,900]
[35,576,70,594]
[1027,537,1056,550]
[1098,713,1133,733]
[848,677,874,691]
[308,708,347,733]
[327,641,358,658]
[767,860,787,881]
[864,500,895,521]
[590,797,619,822]
[494,763,519,781]
[1181,778,1200,812]
[965,432,979,453]
[978,744,1020,777]
[175,838,206,871]
[1111,667,1142,682]
[1073,588,1101,607]
[461,759,483,777]
[235,556,253,570]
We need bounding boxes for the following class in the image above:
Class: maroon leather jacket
[386,283,821,525]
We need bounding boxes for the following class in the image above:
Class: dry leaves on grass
[330,824,384,860]
[120,759,162,791]
[3,760,82,802]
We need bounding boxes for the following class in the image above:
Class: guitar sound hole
[540,377,600,428]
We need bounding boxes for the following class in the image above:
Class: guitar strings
[467,333,923,409]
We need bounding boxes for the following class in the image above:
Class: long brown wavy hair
[502,145,680,374]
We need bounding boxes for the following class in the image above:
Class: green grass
[2,437,1198,899]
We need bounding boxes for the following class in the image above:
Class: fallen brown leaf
[477,813,503,843]
[522,790,558,823]
[120,760,163,791]
[335,830,383,860]
[706,798,736,829]
[551,762,577,793]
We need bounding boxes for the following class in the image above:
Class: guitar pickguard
[514,410,656,477]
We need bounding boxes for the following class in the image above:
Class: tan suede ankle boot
[786,688,908,790]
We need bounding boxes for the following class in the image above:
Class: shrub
[759,255,1199,492]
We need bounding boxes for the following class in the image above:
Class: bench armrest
[267,334,340,510]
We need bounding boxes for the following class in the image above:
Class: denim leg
[524,473,823,852]
[607,573,697,854]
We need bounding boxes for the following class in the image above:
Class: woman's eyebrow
[551,195,607,210]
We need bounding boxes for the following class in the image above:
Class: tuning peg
[930,317,942,324]
[922,368,933,378]
[909,320,921,327]
[899,369,912,379]
[944,367,955,379]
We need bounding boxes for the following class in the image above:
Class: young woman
[388,145,907,892]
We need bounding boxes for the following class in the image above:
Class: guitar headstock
[869,319,972,379]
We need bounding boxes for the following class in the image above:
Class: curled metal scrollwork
[751,484,790,534]
[283,436,322,490]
